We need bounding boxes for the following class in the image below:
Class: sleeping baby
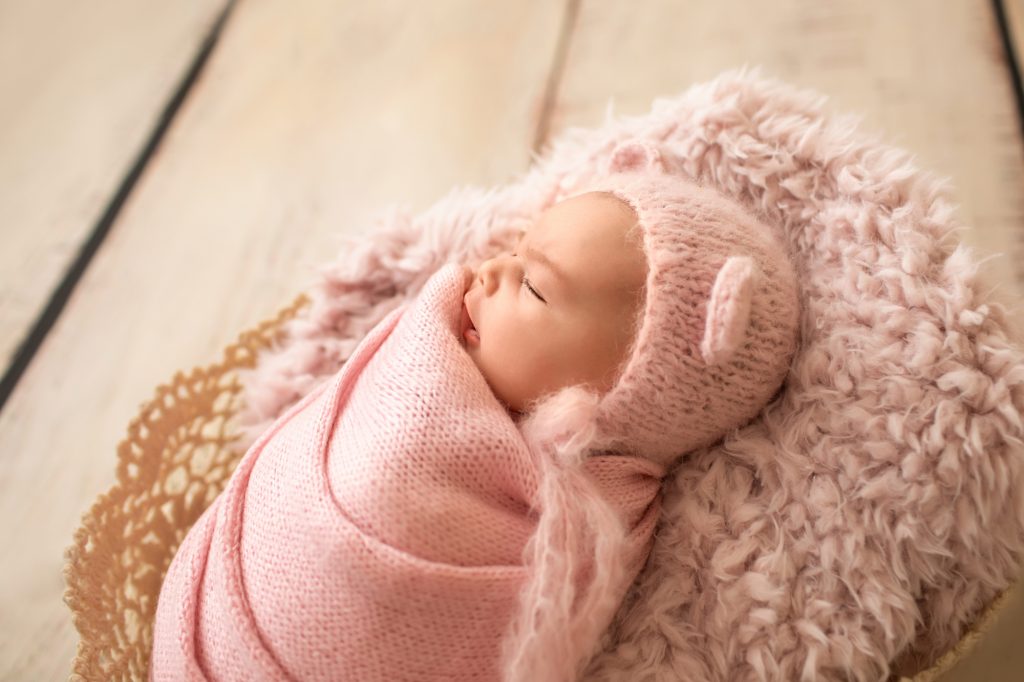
[149,141,801,682]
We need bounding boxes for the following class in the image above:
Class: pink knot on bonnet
[529,140,802,468]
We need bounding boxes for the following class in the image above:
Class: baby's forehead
[558,190,636,216]
[528,191,638,237]
[523,197,646,305]
[588,190,637,213]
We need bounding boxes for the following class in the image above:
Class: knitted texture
[232,69,1024,680]
[570,166,800,464]
[149,264,665,681]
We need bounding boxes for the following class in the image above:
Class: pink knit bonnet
[522,140,802,469]
[504,141,803,679]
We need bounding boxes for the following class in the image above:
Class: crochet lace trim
[63,294,308,680]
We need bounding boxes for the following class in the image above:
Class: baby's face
[460,191,646,414]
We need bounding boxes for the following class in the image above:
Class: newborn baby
[150,141,801,682]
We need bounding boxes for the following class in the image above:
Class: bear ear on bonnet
[701,255,760,366]
[603,139,763,368]
[604,139,671,175]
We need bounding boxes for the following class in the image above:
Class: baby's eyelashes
[521,275,547,303]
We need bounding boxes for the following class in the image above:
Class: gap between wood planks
[0,0,238,415]
[532,0,581,154]
[994,0,1024,145]
[2,0,1023,418]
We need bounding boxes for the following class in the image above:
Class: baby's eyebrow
[522,244,573,297]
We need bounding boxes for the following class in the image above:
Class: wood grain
[553,0,1024,302]
[0,0,229,376]
[0,0,565,678]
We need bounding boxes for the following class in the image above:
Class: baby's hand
[458,263,474,293]
[408,263,476,341]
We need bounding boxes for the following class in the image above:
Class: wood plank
[0,0,229,377]
[0,1,566,679]
[555,0,1024,303]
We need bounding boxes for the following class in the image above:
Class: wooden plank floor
[1,1,1022,679]
[0,0,230,380]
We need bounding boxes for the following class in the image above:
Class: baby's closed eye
[520,275,546,302]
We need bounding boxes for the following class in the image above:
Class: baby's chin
[463,348,523,417]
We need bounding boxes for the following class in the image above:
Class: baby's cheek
[520,344,574,396]
[555,325,619,388]
[502,342,550,401]
[467,337,514,397]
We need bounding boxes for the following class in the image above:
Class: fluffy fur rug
[235,69,1024,681]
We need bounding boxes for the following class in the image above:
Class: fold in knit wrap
[150,263,665,681]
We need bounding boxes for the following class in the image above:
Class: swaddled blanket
[150,263,665,681]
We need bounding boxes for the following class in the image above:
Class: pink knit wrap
[150,263,664,681]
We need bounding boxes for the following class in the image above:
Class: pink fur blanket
[151,263,664,680]
[235,70,1024,680]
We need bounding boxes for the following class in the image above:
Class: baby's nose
[478,259,499,294]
